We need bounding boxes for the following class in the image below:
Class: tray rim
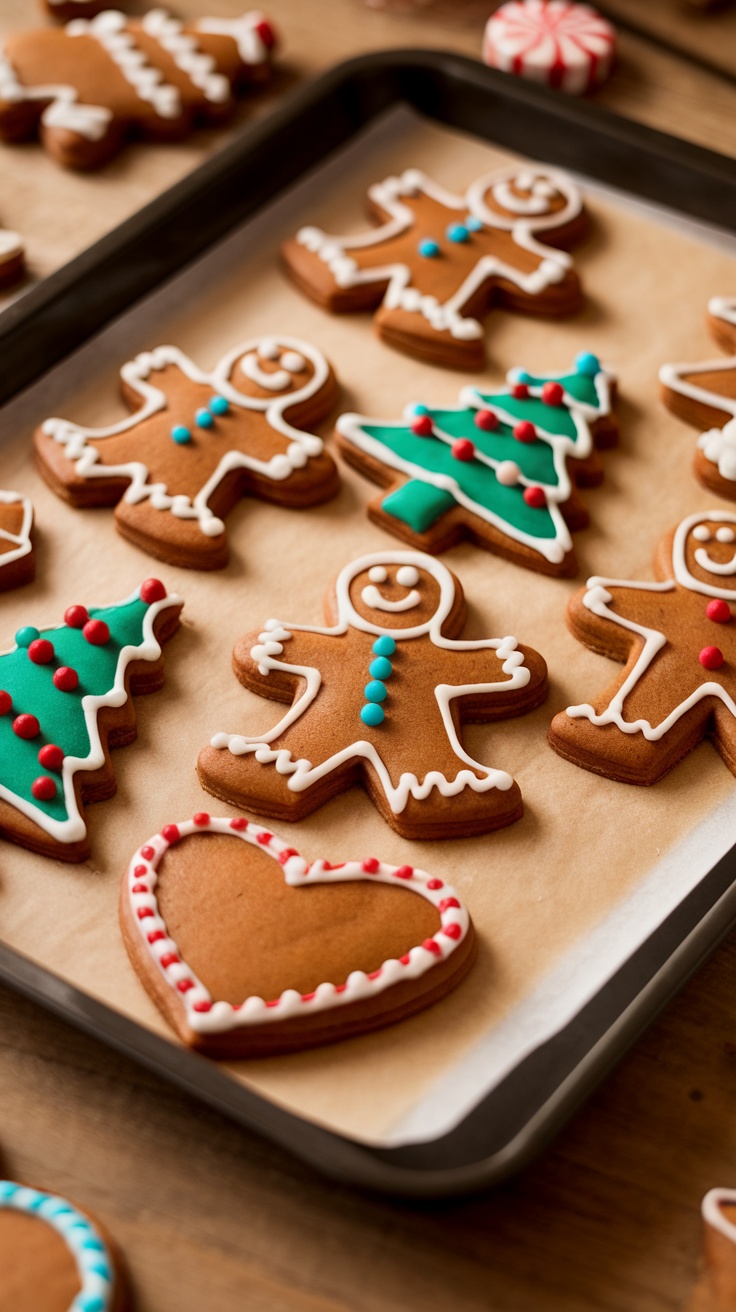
[1,48,736,1197]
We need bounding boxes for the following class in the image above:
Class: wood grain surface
[2,1,736,1309]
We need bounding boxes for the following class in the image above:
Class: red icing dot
[301,991,316,1003]
[427,879,443,890]
[395,865,414,880]
[399,954,411,965]
[193,1000,212,1013]
[439,897,461,912]
[137,907,154,920]
[229,817,248,830]
[53,666,79,692]
[147,930,165,944]
[161,823,180,845]
[176,979,194,993]
[192,812,210,826]
[83,619,110,646]
[542,381,564,406]
[423,938,442,956]
[451,439,475,462]
[254,17,276,47]
[131,883,148,895]
[513,420,537,444]
[140,845,155,860]
[474,409,498,432]
[334,983,348,994]
[512,383,529,399]
[265,998,280,1008]
[140,578,167,604]
[367,969,382,980]
[707,599,731,624]
[278,847,299,865]
[160,953,179,968]
[256,831,273,845]
[133,864,147,879]
[410,414,433,437]
[38,744,63,771]
[0,691,11,715]
[13,714,39,739]
[442,923,463,940]
[64,605,89,629]
[31,775,56,801]
[700,646,724,670]
[523,486,547,508]
[362,858,380,873]
[28,638,54,665]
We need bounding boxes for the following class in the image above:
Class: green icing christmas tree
[0,580,175,843]
[336,352,614,570]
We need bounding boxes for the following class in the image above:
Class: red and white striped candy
[483,0,616,96]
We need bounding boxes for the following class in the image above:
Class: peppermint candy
[483,0,616,95]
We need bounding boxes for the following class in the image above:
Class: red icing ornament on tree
[410,415,433,438]
[83,619,110,646]
[0,690,11,715]
[700,646,724,671]
[474,409,498,432]
[140,578,167,604]
[542,381,564,406]
[513,420,537,444]
[31,776,56,801]
[64,605,89,629]
[53,666,79,692]
[706,599,731,624]
[512,383,529,400]
[13,714,39,739]
[39,744,64,771]
[28,638,54,665]
[451,439,475,462]
[523,486,546,508]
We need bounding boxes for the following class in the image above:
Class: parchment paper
[1,107,735,1147]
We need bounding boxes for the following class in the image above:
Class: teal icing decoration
[418,239,440,258]
[361,702,385,727]
[0,1181,114,1311]
[364,680,387,703]
[195,408,214,429]
[171,425,192,444]
[383,481,456,534]
[465,215,483,232]
[447,223,469,243]
[372,636,396,657]
[369,656,393,680]
[15,626,39,648]
[575,351,601,377]
[209,395,229,415]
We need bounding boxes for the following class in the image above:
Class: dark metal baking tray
[1,50,736,1197]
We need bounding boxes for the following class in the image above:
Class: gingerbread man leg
[549,693,713,785]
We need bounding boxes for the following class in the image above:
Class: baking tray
[1,51,736,1198]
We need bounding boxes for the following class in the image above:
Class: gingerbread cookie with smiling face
[0,1179,130,1311]
[549,511,736,785]
[35,336,340,571]
[198,550,548,839]
[121,814,475,1057]
[0,9,277,171]
[282,166,587,370]
[660,297,736,502]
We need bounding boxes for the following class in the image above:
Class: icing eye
[717,527,736,543]
[368,566,387,583]
[280,350,306,373]
[692,525,712,542]
[258,338,280,360]
[396,565,419,587]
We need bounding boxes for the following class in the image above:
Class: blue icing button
[372,636,396,657]
[195,407,214,429]
[361,702,385,727]
[364,680,387,703]
[209,395,229,415]
[369,656,393,680]
[575,351,601,377]
[447,223,469,244]
[465,215,483,232]
[15,626,39,648]
[418,238,440,258]
[171,424,192,444]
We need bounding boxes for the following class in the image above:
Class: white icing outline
[566,510,736,739]
[125,814,470,1033]
[141,9,230,106]
[0,46,113,142]
[0,1181,114,1310]
[660,298,736,485]
[0,490,32,573]
[195,13,270,65]
[703,1188,736,1243]
[41,337,328,540]
[211,550,532,811]
[336,362,614,567]
[295,165,583,343]
[0,584,182,842]
[66,10,183,120]
[483,0,616,97]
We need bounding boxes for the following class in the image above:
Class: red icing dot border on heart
[125,815,470,1034]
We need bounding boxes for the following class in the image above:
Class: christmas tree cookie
[549,511,736,785]
[336,351,617,576]
[198,550,548,840]
[35,336,340,571]
[660,297,736,502]
[0,578,181,860]
[0,1179,131,1309]
[283,165,587,369]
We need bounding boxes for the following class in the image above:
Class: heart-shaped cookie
[120,815,475,1057]
[0,1180,128,1311]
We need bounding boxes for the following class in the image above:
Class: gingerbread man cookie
[0,578,181,861]
[0,9,277,170]
[336,351,617,576]
[0,1179,130,1310]
[549,510,736,785]
[35,336,340,571]
[282,166,587,370]
[121,814,475,1057]
[660,298,736,503]
[198,551,548,839]
[0,492,34,592]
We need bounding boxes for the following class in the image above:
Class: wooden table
[2,2,736,1308]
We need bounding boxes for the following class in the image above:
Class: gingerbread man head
[329,552,459,637]
[213,334,325,412]
[467,165,581,235]
[672,510,736,598]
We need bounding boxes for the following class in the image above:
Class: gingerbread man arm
[431,635,548,720]
[231,623,337,709]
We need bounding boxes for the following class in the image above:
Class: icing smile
[361,585,421,611]
[695,547,736,575]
